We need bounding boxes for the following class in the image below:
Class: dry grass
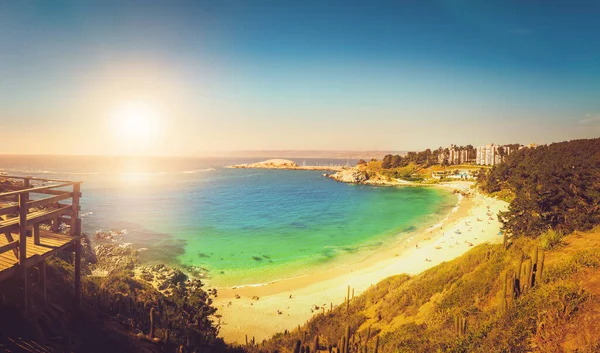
[250,227,600,353]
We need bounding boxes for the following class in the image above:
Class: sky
[1,0,599,156]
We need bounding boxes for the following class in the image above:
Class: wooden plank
[0,206,73,234]
[0,240,18,256]
[1,184,77,197]
[29,206,73,224]
[0,175,82,184]
[3,232,19,259]
[0,256,16,267]
[0,182,75,198]
[0,205,18,216]
[27,192,73,209]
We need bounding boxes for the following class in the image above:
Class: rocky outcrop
[232,159,298,169]
[327,168,369,183]
[93,229,127,241]
[137,264,188,291]
[92,243,138,275]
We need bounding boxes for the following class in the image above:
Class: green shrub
[540,229,564,250]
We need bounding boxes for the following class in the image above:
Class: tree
[382,154,393,169]
[479,138,600,238]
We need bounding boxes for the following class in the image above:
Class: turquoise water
[0,156,457,287]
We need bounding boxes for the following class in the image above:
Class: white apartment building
[476,144,511,165]
[438,146,471,165]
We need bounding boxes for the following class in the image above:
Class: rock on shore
[233,159,298,169]
[92,243,138,276]
[136,264,187,291]
[327,168,368,183]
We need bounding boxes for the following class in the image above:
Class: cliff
[251,226,600,353]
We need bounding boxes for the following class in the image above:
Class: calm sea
[0,155,457,286]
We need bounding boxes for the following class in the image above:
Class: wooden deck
[0,230,79,282]
[0,175,83,313]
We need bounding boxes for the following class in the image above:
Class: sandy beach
[214,181,508,344]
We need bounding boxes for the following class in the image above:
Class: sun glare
[110,101,161,153]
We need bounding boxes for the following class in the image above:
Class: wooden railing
[0,175,82,261]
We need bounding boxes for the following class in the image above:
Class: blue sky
[1,1,599,155]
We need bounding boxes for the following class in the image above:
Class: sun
[111,101,160,144]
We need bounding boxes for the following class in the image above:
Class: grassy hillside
[252,226,600,353]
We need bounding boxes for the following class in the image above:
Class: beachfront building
[476,144,512,165]
[437,145,472,165]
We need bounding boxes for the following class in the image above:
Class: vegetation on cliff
[252,226,600,352]
[0,237,242,353]
[478,138,600,238]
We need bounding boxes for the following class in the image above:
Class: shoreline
[214,181,507,343]
[228,165,345,172]
[209,183,462,291]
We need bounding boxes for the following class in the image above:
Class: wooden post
[33,223,40,245]
[75,243,81,308]
[51,216,59,233]
[23,178,30,202]
[4,232,19,259]
[18,193,28,315]
[40,261,47,306]
[70,183,81,236]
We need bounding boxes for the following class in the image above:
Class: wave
[1,169,61,175]
[182,168,216,174]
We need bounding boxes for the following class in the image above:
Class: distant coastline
[228,158,345,172]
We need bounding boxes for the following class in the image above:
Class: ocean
[0,155,457,287]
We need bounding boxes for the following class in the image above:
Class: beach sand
[214,182,508,344]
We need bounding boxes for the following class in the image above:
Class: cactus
[312,336,319,353]
[455,315,467,336]
[525,258,532,290]
[530,247,539,287]
[301,345,306,353]
[293,340,302,353]
[347,285,351,312]
[514,255,523,298]
[149,307,155,338]
[538,251,545,283]
[501,272,507,314]
[345,325,351,353]
[374,336,379,353]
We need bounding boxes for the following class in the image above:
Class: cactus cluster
[454,315,467,336]
[88,290,178,347]
[500,246,546,314]
[292,324,380,353]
